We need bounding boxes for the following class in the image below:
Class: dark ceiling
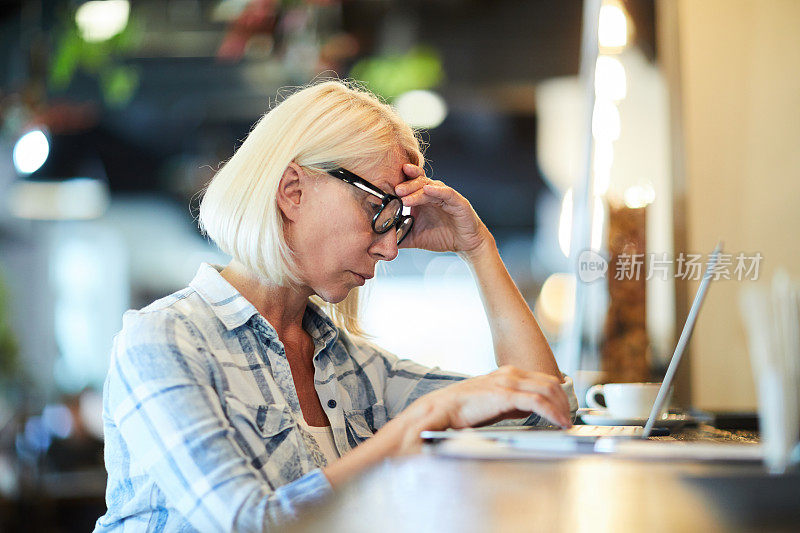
[0,0,657,232]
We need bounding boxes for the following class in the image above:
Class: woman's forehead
[356,150,415,194]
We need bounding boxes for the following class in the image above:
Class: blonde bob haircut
[198,79,424,336]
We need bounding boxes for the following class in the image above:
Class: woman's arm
[324,364,571,488]
[461,235,561,380]
[105,310,332,530]
[316,164,578,489]
[396,164,561,380]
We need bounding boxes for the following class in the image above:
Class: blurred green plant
[0,269,20,391]
[349,46,444,102]
[49,8,141,108]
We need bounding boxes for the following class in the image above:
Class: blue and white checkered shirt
[95,263,577,532]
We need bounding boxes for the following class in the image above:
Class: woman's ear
[276,162,305,221]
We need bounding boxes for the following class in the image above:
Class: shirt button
[327,399,337,409]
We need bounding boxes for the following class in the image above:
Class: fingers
[394,177,428,200]
[396,167,466,213]
[399,182,463,215]
[395,173,433,195]
[504,390,571,428]
[400,184,447,208]
[396,165,440,200]
[417,369,573,431]
[494,367,571,427]
[515,374,570,423]
[402,163,425,179]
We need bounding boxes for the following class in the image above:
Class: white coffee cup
[586,382,662,419]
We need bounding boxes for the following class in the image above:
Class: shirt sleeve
[105,309,332,532]
[374,346,578,427]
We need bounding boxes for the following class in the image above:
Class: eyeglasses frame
[326,167,414,245]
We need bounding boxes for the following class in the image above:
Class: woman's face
[289,150,410,303]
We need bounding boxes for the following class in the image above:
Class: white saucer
[579,409,690,429]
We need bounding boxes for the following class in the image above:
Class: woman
[95,80,577,532]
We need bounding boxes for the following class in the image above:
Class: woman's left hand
[395,164,492,256]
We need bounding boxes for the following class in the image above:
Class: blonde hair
[198,79,423,336]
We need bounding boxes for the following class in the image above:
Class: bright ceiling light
[595,55,627,101]
[75,0,130,43]
[599,3,628,50]
[394,90,448,129]
[624,184,656,209]
[13,129,50,175]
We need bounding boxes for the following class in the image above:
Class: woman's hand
[383,365,572,456]
[324,366,571,487]
[395,164,492,257]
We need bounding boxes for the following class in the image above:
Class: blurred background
[0,0,798,530]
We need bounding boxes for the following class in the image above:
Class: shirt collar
[189,263,340,349]
[189,263,259,331]
[303,300,339,350]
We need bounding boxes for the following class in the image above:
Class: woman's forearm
[461,234,562,381]
[324,341,574,489]
[322,402,434,488]
[322,433,394,488]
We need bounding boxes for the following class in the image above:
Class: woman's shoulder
[119,285,218,342]
[106,287,223,410]
[136,286,196,315]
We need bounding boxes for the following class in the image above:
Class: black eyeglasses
[326,167,414,246]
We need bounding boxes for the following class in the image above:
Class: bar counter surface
[286,427,799,533]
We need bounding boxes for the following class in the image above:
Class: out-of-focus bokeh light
[598,3,628,50]
[394,90,448,129]
[595,55,627,101]
[559,188,573,258]
[80,389,105,440]
[75,0,130,42]
[536,273,576,331]
[534,77,583,193]
[12,129,50,175]
[9,178,110,220]
[623,183,656,208]
[349,47,444,101]
[41,404,74,439]
[592,100,621,141]
[593,140,613,196]
[21,417,51,453]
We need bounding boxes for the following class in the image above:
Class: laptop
[421,242,727,451]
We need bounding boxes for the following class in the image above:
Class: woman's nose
[369,230,399,261]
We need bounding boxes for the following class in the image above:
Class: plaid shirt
[95,263,577,532]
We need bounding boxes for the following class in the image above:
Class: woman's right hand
[384,365,572,456]
[323,366,571,487]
